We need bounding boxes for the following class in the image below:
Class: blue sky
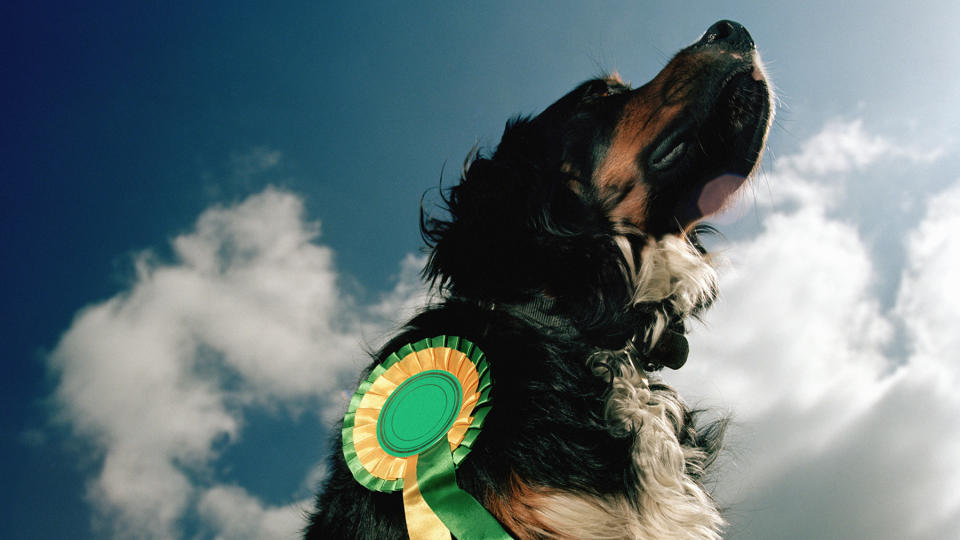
[4,1,960,538]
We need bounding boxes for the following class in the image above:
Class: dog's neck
[477,234,716,373]
[504,295,689,372]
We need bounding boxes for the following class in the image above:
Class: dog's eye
[649,136,688,170]
[583,80,627,101]
[584,82,610,99]
[652,142,685,169]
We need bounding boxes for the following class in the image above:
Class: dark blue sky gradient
[4,1,959,538]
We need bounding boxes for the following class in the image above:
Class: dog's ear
[422,115,603,299]
[421,150,547,300]
[421,120,633,316]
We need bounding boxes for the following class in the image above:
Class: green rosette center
[377,370,463,457]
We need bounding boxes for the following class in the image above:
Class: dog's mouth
[642,62,772,236]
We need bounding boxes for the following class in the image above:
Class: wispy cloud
[228,146,284,179]
[741,119,947,212]
[776,119,944,177]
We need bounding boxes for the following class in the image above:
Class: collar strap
[504,297,690,372]
[506,295,570,329]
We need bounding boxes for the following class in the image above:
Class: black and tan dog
[307,20,773,540]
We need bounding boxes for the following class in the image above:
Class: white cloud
[366,252,433,324]
[896,180,960,380]
[891,179,960,522]
[301,462,330,495]
[675,195,894,485]
[197,485,308,540]
[670,120,960,539]
[49,187,427,538]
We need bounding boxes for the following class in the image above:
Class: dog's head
[424,21,773,352]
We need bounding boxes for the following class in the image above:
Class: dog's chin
[709,71,772,175]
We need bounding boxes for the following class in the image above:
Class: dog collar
[341,336,510,540]
[510,296,690,372]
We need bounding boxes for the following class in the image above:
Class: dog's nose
[697,20,755,52]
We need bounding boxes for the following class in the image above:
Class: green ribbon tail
[416,442,513,540]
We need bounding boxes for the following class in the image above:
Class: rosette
[341,335,509,540]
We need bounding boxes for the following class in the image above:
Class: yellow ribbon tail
[402,455,451,540]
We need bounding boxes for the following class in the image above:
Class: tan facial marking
[611,185,648,225]
[593,60,692,228]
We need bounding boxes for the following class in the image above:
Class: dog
[306,20,773,540]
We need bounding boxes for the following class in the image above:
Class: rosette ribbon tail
[402,454,451,540]
[414,441,512,540]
